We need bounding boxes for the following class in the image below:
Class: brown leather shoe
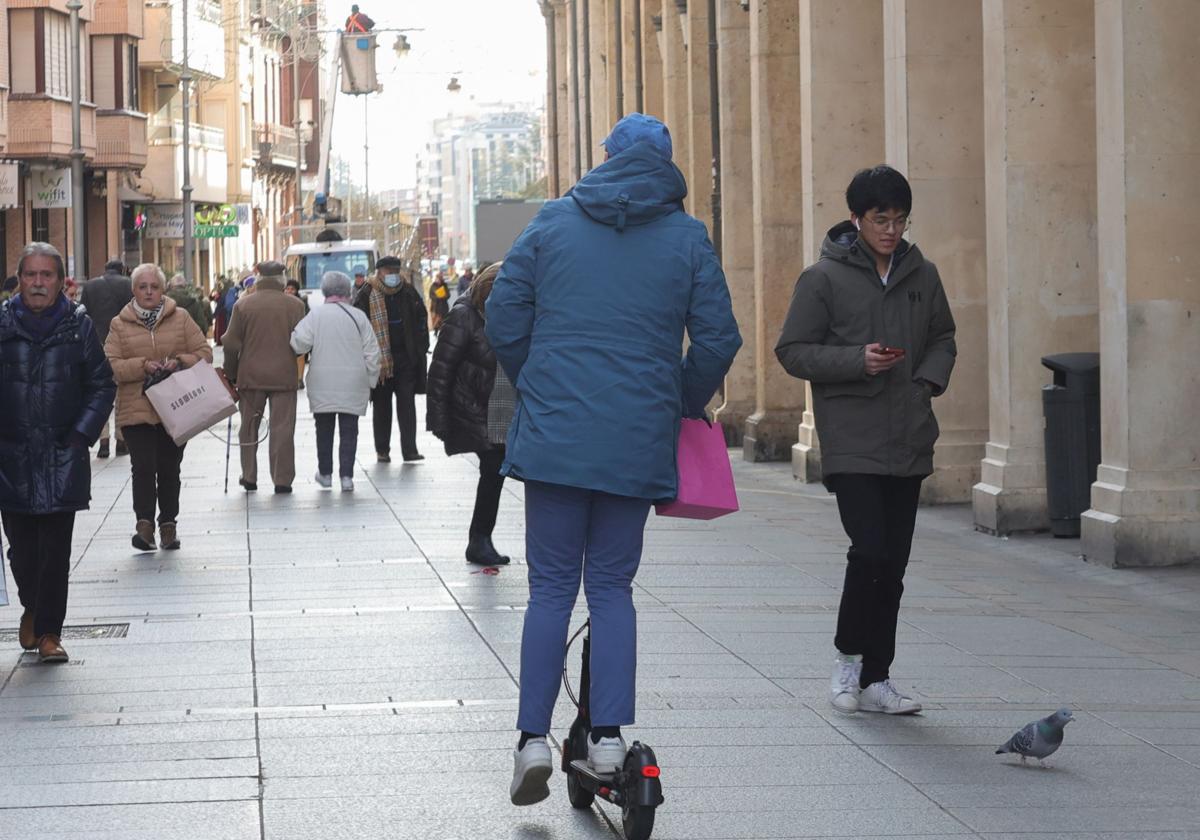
[160,522,180,550]
[18,610,36,651]
[37,634,68,664]
[132,519,156,551]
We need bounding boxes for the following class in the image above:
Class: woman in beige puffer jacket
[104,264,212,552]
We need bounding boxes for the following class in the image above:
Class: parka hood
[569,141,688,232]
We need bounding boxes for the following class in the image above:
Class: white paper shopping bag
[144,359,238,445]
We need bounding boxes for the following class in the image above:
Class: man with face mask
[0,242,116,663]
[354,256,429,462]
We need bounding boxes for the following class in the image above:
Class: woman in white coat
[290,271,381,490]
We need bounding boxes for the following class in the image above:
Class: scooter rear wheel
[565,733,594,809]
[621,804,655,840]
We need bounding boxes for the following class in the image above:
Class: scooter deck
[569,759,617,785]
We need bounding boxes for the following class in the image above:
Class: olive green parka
[775,221,956,483]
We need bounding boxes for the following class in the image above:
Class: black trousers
[315,412,359,478]
[828,473,924,688]
[470,445,507,538]
[371,364,419,459]
[2,510,75,638]
[122,424,186,524]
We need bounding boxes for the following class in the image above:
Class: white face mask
[382,273,401,288]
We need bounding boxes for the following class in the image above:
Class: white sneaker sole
[830,693,860,715]
[858,701,922,715]
[510,762,552,806]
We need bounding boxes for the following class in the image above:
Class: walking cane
[223,415,233,493]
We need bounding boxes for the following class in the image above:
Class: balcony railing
[149,116,225,151]
[253,121,301,168]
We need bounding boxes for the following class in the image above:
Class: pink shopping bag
[655,419,739,520]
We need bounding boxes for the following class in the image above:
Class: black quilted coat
[0,300,116,514]
[426,297,495,455]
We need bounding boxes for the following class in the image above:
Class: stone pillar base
[921,431,987,504]
[713,400,754,448]
[792,410,822,482]
[1080,466,1200,567]
[972,442,1049,534]
[743,412,800,463]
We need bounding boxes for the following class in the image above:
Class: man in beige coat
[222,261,306,493]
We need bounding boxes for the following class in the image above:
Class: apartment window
[9,9,91,99]
[92,36,141,111]
[32,209,51,244]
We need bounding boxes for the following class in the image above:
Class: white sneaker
[314,472,332,488]
[587,735,627,775]
[510,737,553,806]
[830,653,862,714]
[340,477,354,492]
[859,679,922,715]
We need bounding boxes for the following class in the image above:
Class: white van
[283,238,379,306]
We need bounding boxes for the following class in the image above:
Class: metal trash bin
[1042,353,1101,537]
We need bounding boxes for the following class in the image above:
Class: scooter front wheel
[622,804,655,840]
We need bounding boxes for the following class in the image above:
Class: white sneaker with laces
[859,679,922,715]
[340,477,354,492]
[830,653,862,714]
[314,472,332,488]
[510,737,553,806]
[587,735,627,775]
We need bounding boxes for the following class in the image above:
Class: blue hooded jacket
[485,141,742,500]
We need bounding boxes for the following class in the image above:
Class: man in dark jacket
[776,165,956,717]
[0,243,116,664]
[167,273,213,335]
[80,259,132,457]
[354,256,429,462]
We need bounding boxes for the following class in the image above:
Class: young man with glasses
[776,165,956,715]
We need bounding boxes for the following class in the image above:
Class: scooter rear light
[641,766,661,778]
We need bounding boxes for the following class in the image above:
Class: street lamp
[67,0,85,277]
[181,0,194,284]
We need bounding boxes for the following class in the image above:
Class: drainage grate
[0,623,129,643]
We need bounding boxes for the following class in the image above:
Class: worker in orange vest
[345,4,375,33]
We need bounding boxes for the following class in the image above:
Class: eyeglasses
[862,214,911,233]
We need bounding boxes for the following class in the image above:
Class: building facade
[539,0,1199,568]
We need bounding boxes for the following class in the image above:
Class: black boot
[466,534,511,566]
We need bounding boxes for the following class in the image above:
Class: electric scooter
[560,620,664,840]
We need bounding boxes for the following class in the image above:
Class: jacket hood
[820,220,914,273]
[569,141,687,232]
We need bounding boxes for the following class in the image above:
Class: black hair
[285,279,301,290]
[845,165,912,217]
[105,259,126,273]
[3,275,17,292]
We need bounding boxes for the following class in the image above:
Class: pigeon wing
[998,721,1037,755]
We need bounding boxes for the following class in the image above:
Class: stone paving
[3,359,1200,839]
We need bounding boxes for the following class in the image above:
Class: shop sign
[195,224,239,239]
[31,167,72,209]
[0,163,20,209]
[145,205,185,239]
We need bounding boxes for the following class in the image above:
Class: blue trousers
[517,480,651,735]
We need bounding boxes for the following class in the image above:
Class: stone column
[684,0,713,229]
[711,0,755,440]
[742,0,806,462]
[660,0,691,207]
[606,0,623,121]
[883,0,988,503]
[1081,0,1200,567]
[588,0,611,160]
[793,0,885,480]
[622,0,641,113]
[642,0,665,119]
[566,0,585,180]
[553,0,574,193]
[973,0,1099,534]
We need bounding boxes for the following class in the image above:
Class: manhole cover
[0,623,129,642]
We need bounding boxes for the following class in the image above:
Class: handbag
[655,419,739,520]
[144,358,239,445]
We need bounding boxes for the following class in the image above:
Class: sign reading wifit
[32,168,72,209]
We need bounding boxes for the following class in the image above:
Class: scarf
[132,300,165,332]
[12,294,70,342]
[366,275,404,381]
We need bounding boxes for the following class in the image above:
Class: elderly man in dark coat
[80,258,132,457]
[0,242,116,664]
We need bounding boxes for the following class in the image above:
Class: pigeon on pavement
[996,707,1075,765]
